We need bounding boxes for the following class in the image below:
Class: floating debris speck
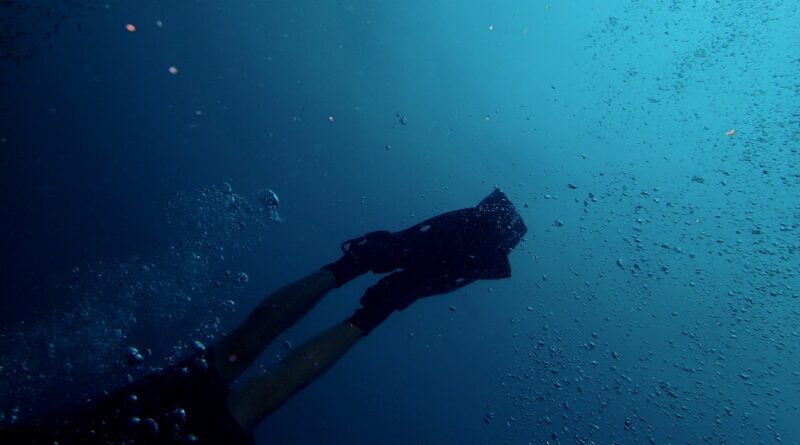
[258,188,284,224]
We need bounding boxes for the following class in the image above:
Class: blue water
[1,1,799,443]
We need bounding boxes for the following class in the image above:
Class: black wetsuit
[0,351,254,445]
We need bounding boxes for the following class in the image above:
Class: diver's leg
[212,269,337,384]
[224,266,485,431]
[226,320,366,431]
[223,270,420,431]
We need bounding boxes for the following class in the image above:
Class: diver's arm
[226,320,366,431]
[212,269,337,384]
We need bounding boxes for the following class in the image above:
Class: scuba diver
[0,189,527,444]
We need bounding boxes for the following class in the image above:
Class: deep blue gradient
[1,1,799,444]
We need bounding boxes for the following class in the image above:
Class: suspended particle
[125,24,137,32]
[258,188,284,223]
[168,66,179,75]
[126,346,144,365]
[726,128,736,137]
[140,417,159,434]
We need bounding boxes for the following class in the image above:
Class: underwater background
[1,0,799,443]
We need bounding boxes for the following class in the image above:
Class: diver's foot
[323,230,401,287]
[323,253,367,288]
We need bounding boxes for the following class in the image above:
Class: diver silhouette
[0,189,526,444]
